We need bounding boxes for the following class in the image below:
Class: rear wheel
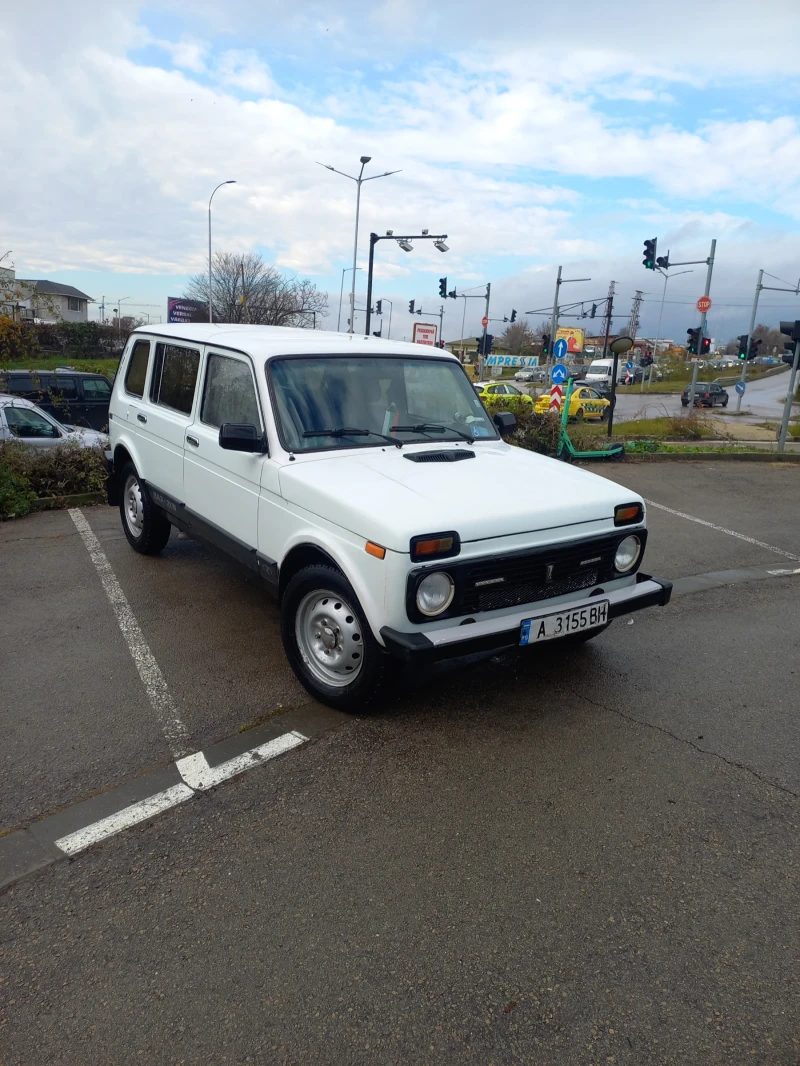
[281,565,386,712]
[574,408,585,422]
[119,463,172,555]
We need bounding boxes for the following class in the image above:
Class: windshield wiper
[302,427,402,448]
[391,423,473,442]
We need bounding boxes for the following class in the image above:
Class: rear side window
[201,354,261,429]
[50,377,77,400]
[125,340,151,398]
[151,343,200,415]
[82,378,111,399]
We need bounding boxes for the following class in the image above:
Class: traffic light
[748,338,762,361]
[375,300,382,315]
[656,254,670,269]
[640,351,653,367]
[541,333,550,356]
[737,334,748,360]
[475,334,494,356]
[438,277,447,299]
[590,303,597,319]
[643,238,657,270]
[510,309,517,323]
[408,300,415,314]
[701,337,711,356]
[686,328,699,355]
[448,288,457,299]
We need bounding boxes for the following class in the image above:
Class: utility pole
[601,281,615,360]
[548,265,591,366]
[629,290,643,343]
[438,304,444,344]
[778,330,800,452]
[687,239,716,411]
[479,283,491,377]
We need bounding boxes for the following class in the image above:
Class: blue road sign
[735,381,746,395]
[625,360,634,370]
[553,337,568,360]
[551,363,568,384]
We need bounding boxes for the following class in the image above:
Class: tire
[722,396,729,407]
[600,407,610,422]
[574,408,584,422]
[119,463,172,555]
[281,564,386,713]
[681,401,689,407]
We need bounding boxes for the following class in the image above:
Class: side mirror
[219,423,265,453]
[493,411,516,437]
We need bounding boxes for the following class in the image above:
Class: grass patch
[581,415,717,440]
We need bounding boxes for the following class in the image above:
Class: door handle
[137,413,147,423]
[186,435,199,447]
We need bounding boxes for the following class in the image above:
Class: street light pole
[317,158,401,335]
[646,268,693,390]
[208,180,237,324]
[338,266,362,331]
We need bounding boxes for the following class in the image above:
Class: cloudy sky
[2,0,800,342]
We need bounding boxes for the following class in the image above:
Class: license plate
[520,601,609,645]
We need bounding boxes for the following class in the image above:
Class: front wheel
[119,463,172,554]
[281,565,386,712]
[574,408,584,422]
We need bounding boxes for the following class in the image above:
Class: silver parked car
[0,394,108,449]
[514,367,547,383]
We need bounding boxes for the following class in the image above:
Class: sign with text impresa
[168,297,208,323]
[485,355,540,368]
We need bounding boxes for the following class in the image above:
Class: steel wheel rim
[295,589,364,688]
[124,474,144,537]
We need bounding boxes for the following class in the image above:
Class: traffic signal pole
[778,343,800,452]
[687,239,716,411]
[736,269,763,414]
[479,283,491,378]
[549,267,561,367]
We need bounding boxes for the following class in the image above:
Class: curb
[0,702,345,893]
[621,451,800,463]
[31,491,105,511]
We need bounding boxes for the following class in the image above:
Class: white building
[14,279,94,323]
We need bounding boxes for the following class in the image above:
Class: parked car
[106,324,671,712]
[681,382,729,408]
[534,385,610,421]
[566,364,587,381]
[0,369,113,430]
[514,367,547,383]
[0,394,109,448]
[473,381,534,405]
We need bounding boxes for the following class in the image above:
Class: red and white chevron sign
[549,384,563,412]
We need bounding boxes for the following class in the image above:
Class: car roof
[0,393,37,409]
[130,323,459,362]
[0,368,104,378]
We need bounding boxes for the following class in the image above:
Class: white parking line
[644,500,800,561]
[54,784,195,856]
[69,508,192,758]
[176,731,307,790]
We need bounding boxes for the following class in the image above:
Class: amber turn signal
[365,541,386,559]
[614,503,643,526]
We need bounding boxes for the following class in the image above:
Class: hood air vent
[404,450,476,463]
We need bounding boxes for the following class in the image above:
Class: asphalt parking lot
[2,460,800,1065]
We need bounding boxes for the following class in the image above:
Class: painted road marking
[176,731,307,790]
[644,500,800,562]
[54,784,195,856]
[69,508,191,758]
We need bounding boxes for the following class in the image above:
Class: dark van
[0,369,113,430]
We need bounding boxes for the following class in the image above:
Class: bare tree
[185,252,327,327]
[500,321,536,354]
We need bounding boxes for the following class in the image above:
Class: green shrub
[0,460,36,519]
[0,440,107,499]
[480,394,533,420]
[0,315,39,363]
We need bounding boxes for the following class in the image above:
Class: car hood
[279,442,639,552]
[64,426,108,447]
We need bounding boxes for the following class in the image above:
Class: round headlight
[416,572,455,616]
[615,535,641,572]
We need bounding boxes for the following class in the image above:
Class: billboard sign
[168,297,208,324]
[555,326,586,354]
[413,322,437,346]
[485,355,539,368]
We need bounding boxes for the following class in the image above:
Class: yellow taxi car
[534,385,610,421]
[473,381,534,406]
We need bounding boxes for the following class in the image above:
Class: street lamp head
[385,230,393,236]
[360,155,372,164]
[421,229,429,236]
[225,180,237,185]
[434,240,449,253]
[397,239,413,252]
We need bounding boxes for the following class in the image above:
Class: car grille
[455,534,626,617]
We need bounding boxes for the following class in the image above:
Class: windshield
[269,355,499,452]
[587,361,611,372]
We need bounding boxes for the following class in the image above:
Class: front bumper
[380,572,672,665]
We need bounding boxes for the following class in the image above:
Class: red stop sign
[696,296,712,313]
[481,316,489,328]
